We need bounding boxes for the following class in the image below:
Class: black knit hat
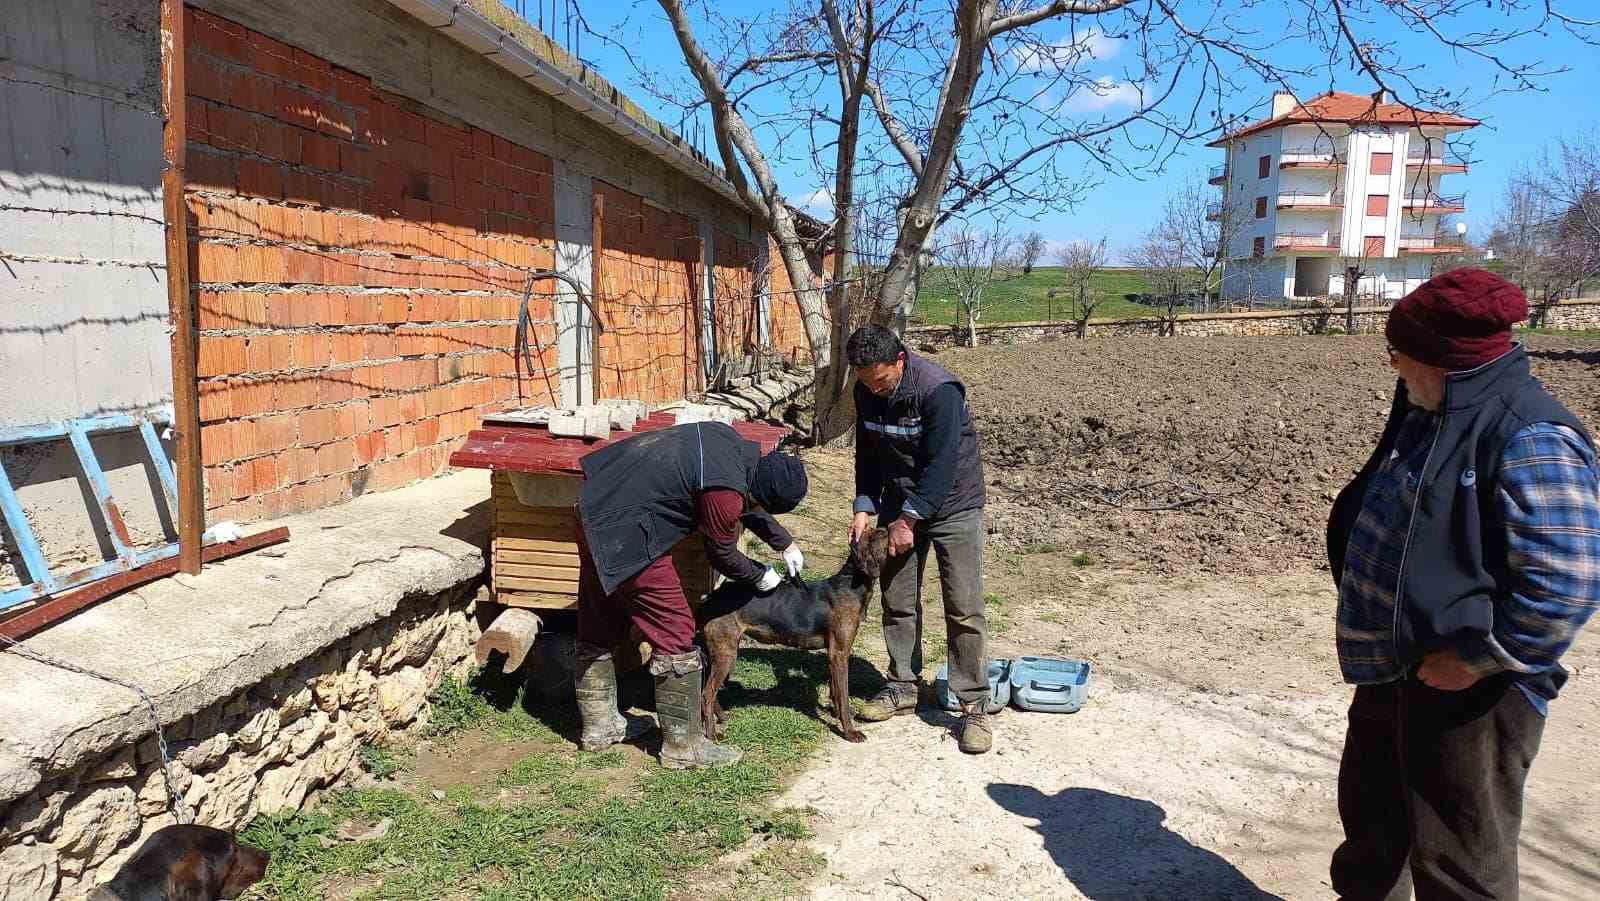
[751,451,808,514]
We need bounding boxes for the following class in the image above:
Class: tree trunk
[1343,265,1360,334]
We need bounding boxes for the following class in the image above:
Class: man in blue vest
[1326,268,1599,899]
[573,421,808,769]
[846,324,994,754]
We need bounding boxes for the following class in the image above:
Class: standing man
[1327,269,1599,900]
[573,421,808,769]
[847,324,993,754]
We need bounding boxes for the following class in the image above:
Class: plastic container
[1007,656,1092,713]
[933,658,1011,713]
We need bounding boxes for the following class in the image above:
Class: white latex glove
[756,567,783,593]
[782,544,805,578]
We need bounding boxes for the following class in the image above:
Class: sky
[545,1,1600,261]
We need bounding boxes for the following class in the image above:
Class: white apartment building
[1209,90,1478,303]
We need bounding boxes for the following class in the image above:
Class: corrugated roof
[1208,91,1479,146]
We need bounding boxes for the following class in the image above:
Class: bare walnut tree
[938,227,1019,347]
[1056,237,1110,337]
[1017,232,1048,275]
[633,0,1596,439]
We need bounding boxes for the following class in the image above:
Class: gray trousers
[878,506,988,705]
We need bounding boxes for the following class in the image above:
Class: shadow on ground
[987,784,1283,900]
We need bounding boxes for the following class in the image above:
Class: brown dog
[90,824,269,901]
[696,528,890,743]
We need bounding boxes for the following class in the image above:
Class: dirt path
[763,329,1600,900]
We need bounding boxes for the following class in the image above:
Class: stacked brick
[763,236,822,363]
[183,9,558,523]
[711,232,760,370]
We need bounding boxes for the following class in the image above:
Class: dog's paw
[842,731,867,743]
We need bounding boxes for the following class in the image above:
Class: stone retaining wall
[908,299,1600,351]
[0,587,481,901]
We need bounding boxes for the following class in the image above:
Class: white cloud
[1012,27,1121,72]
[797,187,833,213]
[1061,77,1143,113]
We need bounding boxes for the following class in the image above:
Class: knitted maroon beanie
[1385,268,1528,370]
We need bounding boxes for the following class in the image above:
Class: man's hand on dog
[849,511,872,547]
[782,544,805,578]
[756,567,783,593]
[887,517,916,557]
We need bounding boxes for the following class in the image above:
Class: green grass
[357,743,406,781]
[1518,326,1600,340]
[242,652,866,901]
[910,267,1168,326]
[1071,551,1094,568]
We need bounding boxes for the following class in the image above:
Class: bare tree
[1056,237,1109,337]
[937,227,1018,347]
[1489,131,1600,313]
[636,0,1597,439]
[1128,227,1193,336]
[1017,231,1048,275]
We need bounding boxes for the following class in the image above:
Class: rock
[336,816,393,842]
[278,684,315,725]
[175,734,230,773]
[283,714,327,759]
[431,790,446,801]
[2,785,72,842]
[377,667,428,727]
[56,783,139,867]
[88,748,138,783]
[235,709,280,753]
[256,758,318,814]
[0,842,59,900]
[310,673,342,713]
[196,756,258,825]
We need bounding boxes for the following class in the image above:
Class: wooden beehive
[490,472,723,611]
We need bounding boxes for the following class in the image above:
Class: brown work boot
[857,682,920,722]
[958,703,994,755]
[653,651,743,769]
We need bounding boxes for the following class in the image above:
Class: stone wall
[908,299,1600,351]
[0,586,481,901]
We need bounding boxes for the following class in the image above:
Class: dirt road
[768,335,1600,900]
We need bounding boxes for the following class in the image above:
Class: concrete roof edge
[385,0,752,214]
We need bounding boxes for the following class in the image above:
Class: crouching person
[572,421,808,769]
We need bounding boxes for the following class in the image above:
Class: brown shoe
[958,704,993,754]
[858,682,920,722]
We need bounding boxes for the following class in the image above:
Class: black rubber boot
[574,644,633,752]
[652,651,743,769]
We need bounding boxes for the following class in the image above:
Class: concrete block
[475,608,542,674]
[594,398,648,431]
[547,410,610,440]
[672,403,735,425]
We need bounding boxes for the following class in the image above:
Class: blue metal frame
[0,412,208,613]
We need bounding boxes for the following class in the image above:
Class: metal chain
[0,633,192,824]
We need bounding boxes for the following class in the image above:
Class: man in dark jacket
[573,421,808,769]
[845,324,994,754]
[1326,269,1599,900]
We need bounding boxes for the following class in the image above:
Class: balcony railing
[1277,191,1344,208]
[1276,232,1341,250]
[1405,147,1469,170]
[1398,235,1468,252]
[1205,200,1226,220]
[1401,192,1466,211]
[1279,151,1343,168]
[1208,164,1228,184]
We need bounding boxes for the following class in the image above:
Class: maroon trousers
[574,525,696,656]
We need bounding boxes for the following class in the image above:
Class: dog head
[853,527,890,580]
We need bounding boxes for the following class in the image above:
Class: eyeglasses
[1385,342,1398,360]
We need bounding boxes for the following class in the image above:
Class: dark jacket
[1326,347,1592,701]
[578,422,789,595]
[854,351,985,522]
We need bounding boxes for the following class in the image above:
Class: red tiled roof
[1207,91,1479,146]
[449,412,788,475]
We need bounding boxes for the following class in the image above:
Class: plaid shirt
[1338,419,1600,714]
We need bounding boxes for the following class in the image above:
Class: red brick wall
[184,8,555,523]
[180,9,814,523]
[593,182,701,403]
[711,231,760,372]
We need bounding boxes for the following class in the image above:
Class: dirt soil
[962,334,1600,576]
[756,334,1599,900]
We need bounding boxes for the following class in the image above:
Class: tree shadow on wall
[987,784,1284,901]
